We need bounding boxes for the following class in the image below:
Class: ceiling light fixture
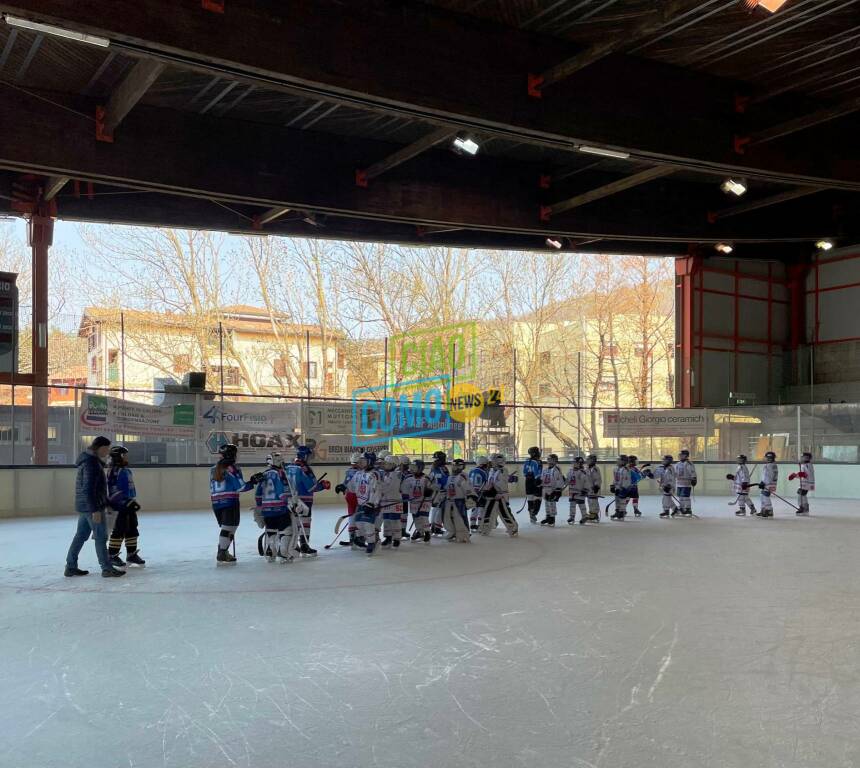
[815,239,834,251]
[545,237,563,249]
[745,0,790,13]
[577,145,631,160]
[720,178,747,197]
[715,242,734,254]
[452,135,480,156]
[4,14,110,47]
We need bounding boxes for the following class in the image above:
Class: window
[634,343,646,358]
[108,349,119,383]
[47,425,58,442]
[306,361,318,379]
[598,376,615,393]
[540,351,551,366]
[212,365,241,387]
[539,382,552,397]
[602,344,619,357]
[90,356,97,374]
[337,351,346,370]
[0,425,19,443]
[172,354,191,374]
[273,357,289,378]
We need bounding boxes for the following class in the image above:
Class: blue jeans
[66,512,111,572]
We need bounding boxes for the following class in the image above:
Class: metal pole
[512,348,517,459]
[305,329,311,399]
[73,386,79,460]
[120,310,126,399]
[796,404,802,460]
[577,350,582,453]
[218,320,225,410]
[383,336,388,397]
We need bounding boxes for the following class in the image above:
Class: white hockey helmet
[476,454,489,466]
[398,454,410,466]
[491,452,506,468]
[349,452,362,465]
[266,452,283,468]
[381,452,397,469]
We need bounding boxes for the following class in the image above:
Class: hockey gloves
[248,472,265,485]
[334,483,347,495]
[126,500,141,512]
[662,484,672,493]
[726,473,735,480]
[690,478,697,487]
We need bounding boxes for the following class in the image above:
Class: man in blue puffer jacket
[65,436,124,578]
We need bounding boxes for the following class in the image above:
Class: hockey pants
[797,488,809,512]
[382,503,403,539]
[542,494,558,521]
[569,494,587,521]
[109,506,140,556]
[481,498,518,536]
[736,492,755,513]
[760,486,774,513]
[356,505,382,544]
[586,493,600,519]
[213,502,240,552]
[677,486,692,513]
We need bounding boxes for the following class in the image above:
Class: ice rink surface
[2,496,860,768]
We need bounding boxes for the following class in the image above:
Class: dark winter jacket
[74,450,108,514]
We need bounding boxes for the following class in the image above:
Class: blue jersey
[210,464,253,510]
[255,467,288,517]
[107,466,136,510]
[286,462,322,502]
[629,467,643,487]
[468,466,488,495]
[522,458,542,478]
[429,464,449,490]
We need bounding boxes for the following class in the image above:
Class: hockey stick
[767,489,800,511]
[670,493,700,519]
[323,518,349,550]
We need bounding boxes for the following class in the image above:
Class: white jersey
[732,464,751,494]
[445,473,471,501]
[585,465,601,493]
[401,473,430,502]
[675,460,697,488]
[567,467,588,497]
[612,465,632,491]
[761,462,778,489]
[541,465,566,497]
[487,467,510,500]
[798,462,815,491]
[379,469,403,505]
[348,469,381,507]
[653,464,676,491]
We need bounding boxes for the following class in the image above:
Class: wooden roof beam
[356,127,455,187]
[708,186,824,222]
[96,58,165,141]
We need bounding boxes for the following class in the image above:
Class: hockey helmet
[381,452,397,469]
[362,451,377,468]
[801,451,812,461]
[349,452,362,465]
[679,449,690,459]
[736,454,747,464]
[266,452,284,468]
[662,454,673,465]
[109,445,129,466]
[573,455,584,466]
[491,452,506,468]
[296,445,313,463]
[411,459,425,474]
[765,451,776,461]
[627,455,638,465]
[452,458,466,474]
[218,443,238,462]
[432,450,447,464]
[398,455,410,467]
[527,446,541,459]
[547,453,559,466]
[476,454,489,467]
[586,453,597,466]
[616,454,628,466]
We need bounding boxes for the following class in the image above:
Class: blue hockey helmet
[363,451,377,467]
[296,445,312,463]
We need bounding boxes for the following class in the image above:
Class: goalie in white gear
[566,456,588,524]
[468,456,490,530]
[443,459,472,542]
[479,453,518,536]
[253,452,296,563]
[539,453,566,526]
[726,454,756,516]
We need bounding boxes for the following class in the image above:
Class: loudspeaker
[183,371,206,392]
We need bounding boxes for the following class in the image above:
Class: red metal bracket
[706,211,717,224]
[527,73,543,99]
[251,215,263,230]
[355,169,368,188]
[95,105,114,143]
[734,94,749,114]
[202,0,224,12]
[539,205,552,223]
[539,174,551,190]
[733,135,750,155]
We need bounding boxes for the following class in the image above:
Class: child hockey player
[627,456,645,517]
[523,446,543,524]
[107,445,145,568]
[397,455,411,540]
[755,451,778,518]
[584,454,601,523]
[210,443,262,564]
[610,455,632,521]
[254,452,295,563]
[566,456,588,525]
[644,455,678,519]
[790,452,814,515]
[402,459,433,542]
[539,453,566,526]
[480,453,518,536]
[675,449,697,517]
[379,453,404,548]
[349,452,383,555]
[468,455,490,531]
[443,458,472,542]
[428,450,449,536]
[334,453,363,548]
[285,445,330,556]
[726,454,756,516]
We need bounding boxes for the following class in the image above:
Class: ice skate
[366,540,377,556]
[735,509,746,516]
[352,535,366,551]
[529,514,538,524]
[110,554,126,569]
[216,548,236,564]
[411,529,422,541]
[610,511,625,521]
[539,517,555,526]
[633,509,642,518]
[299,541,318,556]
[423,531,431,543]
[126,552,145,566]
[682,511,693,517]
[392,538,400,548]
[567,516,575,525]
[659,511,670,519]
[381,536,392,547]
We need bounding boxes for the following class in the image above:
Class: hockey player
[379,453,404,548]
[467,455,490,530]
[397,455,411,539]
[402,459,433,542]
[479,453,518,536]
[106,446,144,568]
[428,450,449,535]
[254,452,295,563]
[726,454,756,517]
[523,446,543,524]
[644,455,678,519]
[349,452,383,555]
[675,449,697,517]
[790,452,815,515]
[755,451,778,518]
[285,445,330,556]
[566,456,588,525]
[609,455,632,521]
[334,453,363,548]
[584,454,601,523]
[209,443,262,564]
[539,453,566,526]
[627,456,645,517]
[443,458,472,542]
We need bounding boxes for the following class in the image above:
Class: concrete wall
[1,463,855,519]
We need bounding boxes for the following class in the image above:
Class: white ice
[2,496,860,768]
